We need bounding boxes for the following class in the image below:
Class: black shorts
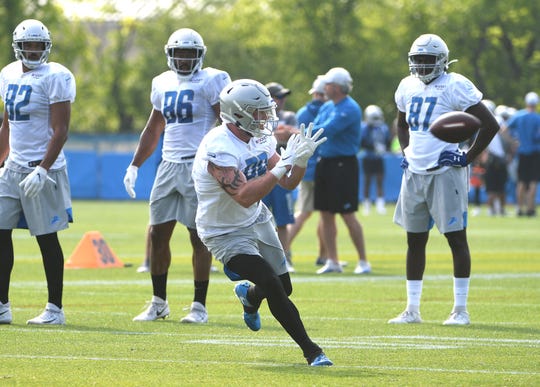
[517,152,540,183]
[314,156,358,213]
[484,155,508,192]
[362,157,384,175]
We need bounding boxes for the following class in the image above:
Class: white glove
[270,133,299,179]
[123,165,138,198]
[294,123,327,168]
[19,166,48,198]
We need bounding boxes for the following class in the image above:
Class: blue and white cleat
[234,282,261,331]
[309,353,333,366]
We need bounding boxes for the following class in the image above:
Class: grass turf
[1,200,538,386]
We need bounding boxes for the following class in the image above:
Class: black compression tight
[36,232,64,308]
[0,230,14,304]
[225,254,321,360]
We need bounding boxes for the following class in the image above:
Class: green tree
[2,0,539,133]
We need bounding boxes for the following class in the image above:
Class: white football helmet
[12,19,52,70]
[364,105,384,126]
[481,99,496,114]
[220,79,278,138]
[408,34,449,84]
[164,28,207,81]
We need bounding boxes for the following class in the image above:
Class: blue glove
[438,150,467,167]
[400,157,409,169]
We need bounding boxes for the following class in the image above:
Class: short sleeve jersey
[150,67,231,162]
[192,125,277,238]
[394,72,482,173]
[0,61,76,170]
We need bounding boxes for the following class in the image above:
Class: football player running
[389,34,499,325]
[124,28,231,323]
[0,19,76,325]
[191,79,332,366]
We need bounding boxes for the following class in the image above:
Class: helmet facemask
[408,34,449,84]
[12,19,52,70]
[408,53,446,84]
[166,47,205,79]
[222,102,278,138]
[164,28,207,81]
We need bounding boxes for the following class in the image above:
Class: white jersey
[0,61,76,170]
[394,72,482,174]
[192,124,277,238]
[150,67,231,163]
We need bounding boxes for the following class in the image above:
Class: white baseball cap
[322,67,353,93]
[322,67,353,87]
[525,91,539,106]
[308,75,325,94]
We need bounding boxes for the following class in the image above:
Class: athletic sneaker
[388,310,422,324]
[443,311,470,325]
[0,302,12,324]
[133,296,169,321]
[309,353,334,367]
[234,282,261,331]
[180,301,208,324]
[136,263,149,273]
[27,303,65,325]
[316,259,343,274]
[353,260,372,274]
[363,199,371,216]
[286,261,296,273]
[376,197,387,215]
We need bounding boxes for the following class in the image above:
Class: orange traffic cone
[65,231,125,269]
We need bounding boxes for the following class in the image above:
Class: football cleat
[180,301,208,324]
[443,311,470,325]
[0,302,12,324]
[353,260,372,274]
[286,261,295,273]
[136,263,149,273]
[316,260,343,274]
[133,296,169,321]
[234,282,261,331]
[309,353,334,366]
[388,310,422,324]
[27,303,65,325]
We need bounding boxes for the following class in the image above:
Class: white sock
[151,295,166,304]
[453,277,470,312]
[406,280,423,313]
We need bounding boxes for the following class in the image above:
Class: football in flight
[429,111,482,143]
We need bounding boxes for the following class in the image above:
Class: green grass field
[1,200,539,386]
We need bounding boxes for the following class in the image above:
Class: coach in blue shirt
[312,67,371,275]
[505,91,540,216]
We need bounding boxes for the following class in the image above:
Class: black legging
[0,230,64,308]
[225,254,321,361]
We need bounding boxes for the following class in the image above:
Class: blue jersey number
[408,96,437,131]
[163,90,194,124]
[5,84,32,121]
[243,153,269,180]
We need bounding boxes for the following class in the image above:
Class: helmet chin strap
[447,59,458,68]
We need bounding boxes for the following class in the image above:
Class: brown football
[429,111,481,143]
